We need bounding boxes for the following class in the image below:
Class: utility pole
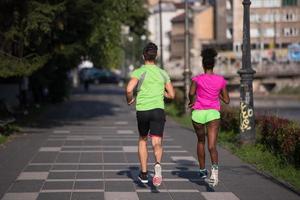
[159,0,164,69]
[184,0,191,113]
[258,17,263,68]
[238,0,256,144]
[273,11,277,62]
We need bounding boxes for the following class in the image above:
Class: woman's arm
[164,82,175,99]
[219,86,230,104]
[188,81,196,108]
[126,77,139,105]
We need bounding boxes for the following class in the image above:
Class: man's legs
[151,135,163,186]
[136,111,150,183]
[138,136,148,173]
[151,136,162,163]
[149,109,165,186]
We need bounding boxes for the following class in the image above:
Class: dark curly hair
[201,48,218,69]
[143,42,158,61]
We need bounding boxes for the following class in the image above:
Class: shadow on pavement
[72,85,125,96]
[118,166,161,193]
[22,100,121,129]
[171,160,215,192]
[19,85,129,130]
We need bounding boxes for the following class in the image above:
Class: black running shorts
[136,108,166,137]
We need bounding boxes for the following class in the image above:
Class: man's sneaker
[153,163,162,187]
[138,171,148,183]
[199,169,208,179]
[205,167,218,187]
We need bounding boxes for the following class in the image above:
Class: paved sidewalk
[0,85,299,200]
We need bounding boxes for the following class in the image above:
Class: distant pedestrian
[82,70,90,92]
[188,48,230,187]
[126,42,175,186]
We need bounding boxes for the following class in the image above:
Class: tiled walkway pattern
[1,119,239,200]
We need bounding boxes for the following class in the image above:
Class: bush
[165,88,185,117]
[0,123,19,136]
[257,115,300,167]
[221,108,300,168]
[220,106,239,133]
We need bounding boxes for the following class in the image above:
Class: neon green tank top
[131,64,170,111]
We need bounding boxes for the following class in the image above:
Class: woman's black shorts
[136,108,166,137]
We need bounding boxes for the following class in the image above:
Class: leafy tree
[0,0,148,101]
[0,0,65,77]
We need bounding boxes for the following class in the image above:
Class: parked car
[79,68,120,84]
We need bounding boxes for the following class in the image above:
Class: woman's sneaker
[199,169,208,179]
[153,163,162,187]
[138,171,148,183]
[205,167,218,187]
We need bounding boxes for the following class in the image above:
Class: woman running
[188,48,230,187]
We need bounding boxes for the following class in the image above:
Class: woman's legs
[207,119,220,166]
[192,121,206,169]
[206,119,220,186]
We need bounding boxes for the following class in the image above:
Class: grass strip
[219,132,300,190]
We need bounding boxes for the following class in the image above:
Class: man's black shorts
[136,108,166,137]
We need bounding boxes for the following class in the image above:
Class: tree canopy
[0,0,148,78]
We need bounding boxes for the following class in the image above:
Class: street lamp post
[238,0,256,144]
[159,0,164,69]
[184,0,191,113]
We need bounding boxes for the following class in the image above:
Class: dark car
[79,68,120,84]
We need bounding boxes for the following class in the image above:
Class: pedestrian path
[1,116,239,200]
[0,85,299,200]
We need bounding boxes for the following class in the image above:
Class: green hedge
[0,124,19,136]
[220,107,300,168]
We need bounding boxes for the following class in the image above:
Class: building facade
[233,0,300,60]
[147,1,184,64]
[169,5,214,60]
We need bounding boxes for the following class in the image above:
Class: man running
[126,42,175,186]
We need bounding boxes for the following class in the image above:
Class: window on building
[234,44,239,52]
[283,27,299,36]
[264,44,270,49]
[250,14,261,22]
[226,0,232,10]
[265,28,275,37]
[283,28,290,36]
[226,28,233,39]
[282,0,298,6]
[250,28,259,38]
[274,13,281,22]
[252,0,281,8]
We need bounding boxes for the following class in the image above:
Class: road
[0,85,299,200]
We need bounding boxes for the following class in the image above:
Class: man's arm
[164,82,175,99]
[126,77,139,105]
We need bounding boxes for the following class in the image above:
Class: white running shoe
[153,163,162,187]
[205,167,218,187]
